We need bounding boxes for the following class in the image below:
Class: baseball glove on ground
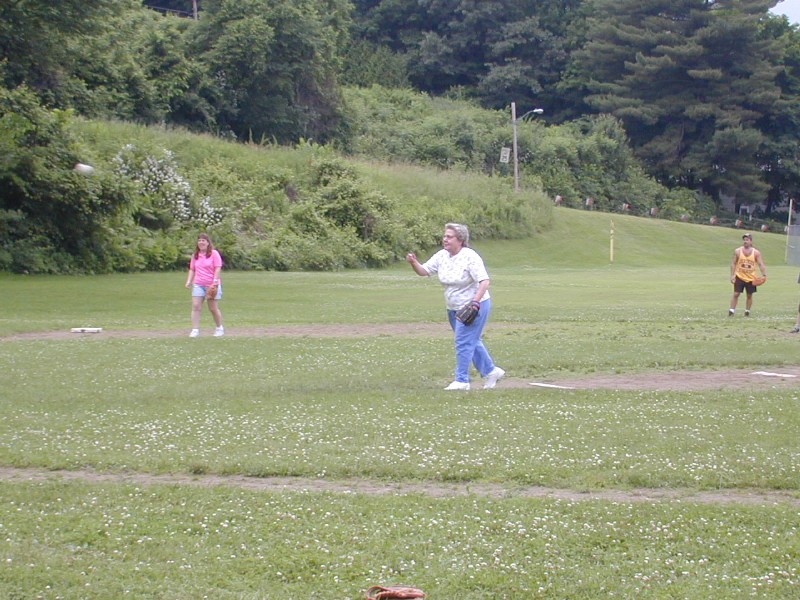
[455,300,480,325]
[366,585,426,600]
[205,284,218,299]
[752,276,767,287]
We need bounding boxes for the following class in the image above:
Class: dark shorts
[733,277,756,294]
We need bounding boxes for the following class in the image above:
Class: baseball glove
[205,284,218,299]
[366,586,426,600]
[455,300,480,325]
[752,275,767,287]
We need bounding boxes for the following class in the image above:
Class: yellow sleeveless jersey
[734,248,758,282]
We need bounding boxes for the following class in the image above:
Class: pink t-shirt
[190,249,223,285]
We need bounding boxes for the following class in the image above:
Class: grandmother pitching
[406,223,505,390]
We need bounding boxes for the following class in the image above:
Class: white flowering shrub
[195,195,225,228]
[112,144,223,228]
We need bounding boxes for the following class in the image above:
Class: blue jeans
[447,298,497,383]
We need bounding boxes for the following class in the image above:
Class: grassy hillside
[91,120,788,269]
[475,206,789,268]
[67,119,552,272]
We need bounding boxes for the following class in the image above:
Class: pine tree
[573,0,782,205]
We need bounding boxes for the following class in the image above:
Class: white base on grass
[752,371,797,378]
[529,382,575,390]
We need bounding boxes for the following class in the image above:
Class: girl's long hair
[194,233,214,259]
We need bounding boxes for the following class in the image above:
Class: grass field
[2,208,799,598]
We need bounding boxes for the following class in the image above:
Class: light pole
[511,102,544,192]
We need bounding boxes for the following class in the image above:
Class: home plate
[70,327,103,333]
[751,371,796,378]
[529,382,576,389]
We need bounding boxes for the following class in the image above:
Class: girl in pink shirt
[184,233,224,337]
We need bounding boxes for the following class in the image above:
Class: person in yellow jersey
[729,233,767,317]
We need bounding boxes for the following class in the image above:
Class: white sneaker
[444,381,470,391]
[189,329,200,338]
[484,367,505,389]
[214,326,225,337]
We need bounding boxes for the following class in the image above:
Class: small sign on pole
[500,147,511,164]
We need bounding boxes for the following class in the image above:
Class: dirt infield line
[1,467,798,506]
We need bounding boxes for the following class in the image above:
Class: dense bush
[341,86,699,218]
[342,86,507,172]
[526,115,702,217]
[339,40,410,89]
[0,86,131,273]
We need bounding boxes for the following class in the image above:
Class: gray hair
[445,223,470,247]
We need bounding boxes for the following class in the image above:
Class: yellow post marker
[610,219,615,263]
[786,198,793,264]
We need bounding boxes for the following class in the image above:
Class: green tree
[0,0,120,106]
[133,11,217,131]
[477,15,568,109]
[191,0,351,143]
[757,14,800,212]
[61,7,171,123]
[570,0,783,206]
[0,1,210,127]
[0,86,128,273]
[339,39,410,88]
[349,1,584,114]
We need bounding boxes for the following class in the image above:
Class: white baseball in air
[74,162,95,174]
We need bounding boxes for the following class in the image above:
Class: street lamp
[511,102,544,192]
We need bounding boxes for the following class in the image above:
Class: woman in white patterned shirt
[406,223,505,390]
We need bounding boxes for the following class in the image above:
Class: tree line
[1,0,799,272]
[140,1,800,212]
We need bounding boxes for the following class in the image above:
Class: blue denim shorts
[192,283,222,300]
